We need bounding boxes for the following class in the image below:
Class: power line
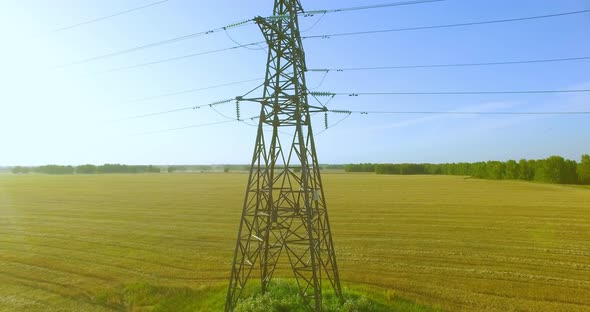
[49,0,170,33]
[316,112,352,136]
[303,0,444,15]
[309,71,330,90]
[330,109,590,115]
[116,98,234,122]
[318,109,590,136]
[154,107,588,137]
[118,81,264,121]
[130,78,262,102]
[118,88,590,123]
[134,119,238,136]
[301,13,327,33]
[57,19,254,68]
[224,28,267,51]
[311,89,590,97]
[56,0,443,67]
[303,9,590,39]
[135,114,260,135]
[316,109,590,135]
[307,56,590,72]
[98,41,265,73]
[209,103,239,120]
[92,9,589,72]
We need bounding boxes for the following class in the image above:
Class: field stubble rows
[1,173,589,311]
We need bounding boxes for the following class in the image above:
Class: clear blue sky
[0,0,589,166]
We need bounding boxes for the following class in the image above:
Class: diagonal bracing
[226,0,342,311]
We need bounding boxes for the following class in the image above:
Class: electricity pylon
[225,0,342,311]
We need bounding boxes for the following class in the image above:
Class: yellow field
[1,173,589,311]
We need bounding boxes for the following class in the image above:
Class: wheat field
[1,173,589,311]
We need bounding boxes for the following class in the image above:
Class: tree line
[11,164,162,175]
[344,155,590,185]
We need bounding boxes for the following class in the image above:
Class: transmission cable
[57,0,443,67]
[209,104,238,121]
[48,0,169,33]
[224,29,266,51]
[303,0,444,16]
[135,114,261,136]
[309,71,330,90]
[316,112,353,136]
[303,9,590,39]
[310,89,590,97]
[91,9,590,73]
[301,13,327,33]
[57,19,254,68]
[97,41,265,73]
[134,119,238,136]
[130,78,263,102]
[116,79,266,121]
[119,88,590,122]
[136,109,590,136]
[316,108,590,135]
[307,56,590,72]
[328,109,590,115]
[115,98,235,122]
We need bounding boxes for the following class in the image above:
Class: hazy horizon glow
[1,0,589,166]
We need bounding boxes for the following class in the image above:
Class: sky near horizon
[0,0,589,166]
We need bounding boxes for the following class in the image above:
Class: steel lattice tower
[226,0,342,311]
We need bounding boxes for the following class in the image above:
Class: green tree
[563,160,578,184]
[34,165,74,175]
[504,160,519,180]
[518,159,534,180]
[345,163,375,173]
[471,162,487,178]
[578,154,590,185]
[11,166,29,174]
[533,159,546,182]
[346,155,586,185]
[147,165,161,173]
[543,156,566,183]
[486,161,505,180]
[76,164,97,174]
